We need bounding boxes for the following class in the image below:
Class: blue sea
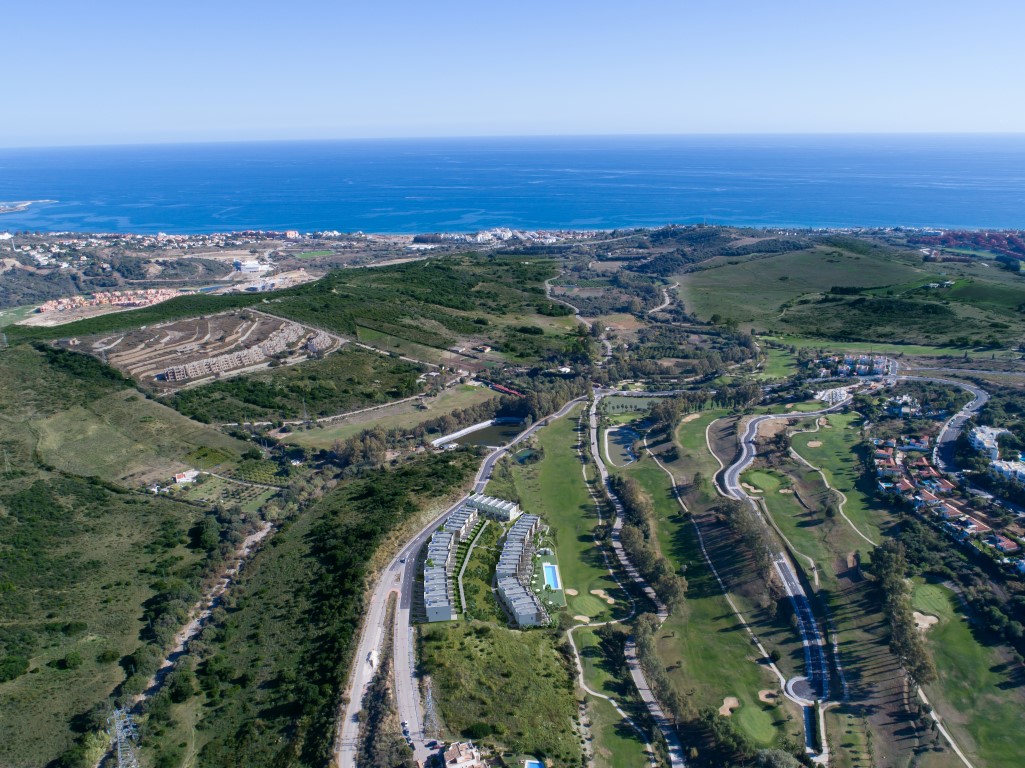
[1,135,1024,234]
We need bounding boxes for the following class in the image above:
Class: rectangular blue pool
[542,563,561,590]
[525,760,544,768]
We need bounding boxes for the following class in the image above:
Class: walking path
[92,523,274,768]
[588,395,686,768]
[788,418,878,548]
[456,520,488,613]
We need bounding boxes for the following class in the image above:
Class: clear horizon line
[3,130,1025,152]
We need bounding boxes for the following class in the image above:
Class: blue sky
[2,0,1024,146]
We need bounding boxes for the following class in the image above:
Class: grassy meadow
[0,343,241,767]
[913,581,1025,768]
[677,243,1025,346]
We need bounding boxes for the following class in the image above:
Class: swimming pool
[542,563,561,590]
[525,760,544,768]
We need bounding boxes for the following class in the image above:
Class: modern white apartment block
[444,505,479,541]
[970,426,1009,461]
[467,493,521,522]
[424,529,457,622]
[494,513,547,627]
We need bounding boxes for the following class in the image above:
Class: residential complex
[496,514,548,627]
[424,530,459,623]
[421,496,548,627]
[970,425,1009,461]
[423,505,480,623]
[875,436,1024,566]
[466,493,521,521]
[161,321,307,382]
[967,425,1025,483]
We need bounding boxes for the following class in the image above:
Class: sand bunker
[778,488,794,495]
[564,588,579,596]
[590,589,616,605]
[807,440,823,448]
[818,417,831,428]
[914,611,939,632]
[680,413,702,424]
[758,690,778,704]
[741,482,763,494]
[719,696,740,716]
[574,615,591,623]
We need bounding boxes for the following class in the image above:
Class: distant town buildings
[36,288,182,314]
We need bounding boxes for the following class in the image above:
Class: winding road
[334,397,587,767]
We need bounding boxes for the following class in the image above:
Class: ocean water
[1,135,1024,234]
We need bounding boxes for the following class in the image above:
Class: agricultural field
[283,384,500,450]
[176,474,278,514]
[913,581,1025,768]
[169,346,425,423]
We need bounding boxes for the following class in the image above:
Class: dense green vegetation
[419,622,581,763]
[148,452,477,768]
[171,346,424,423]
[0,344,253,768]
[674,242,1025,346]
[8,256,565,354]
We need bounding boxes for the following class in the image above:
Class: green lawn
[678,245,927,327]
[492,405,630,623]
[913,581,1025,768]
[587,695,652,768]
[294,250,333,258]
[756,347,798,379]
[613,435,795,749]
[0,303,37,328]
[790,413,889,547]
[759,335,981,357]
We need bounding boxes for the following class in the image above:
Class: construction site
[59,310,342,390]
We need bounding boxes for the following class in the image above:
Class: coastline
[0,199,57,214]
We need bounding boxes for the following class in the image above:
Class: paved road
[334,397,587,767]
[646,282,678,314]
[892,375,989,472]
[715,399,855,762]
[588,394,687,768]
